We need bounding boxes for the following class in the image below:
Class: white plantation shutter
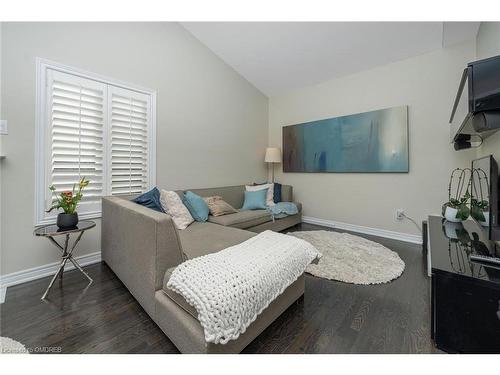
[109,87,151,195]
[46,70,106,218]
[36,61,156,225]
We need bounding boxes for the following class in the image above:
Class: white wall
[0,23,3,277]
[0,22,268,276]
[476,22,500,160]
[476,22,500,60]
[269,42,477,236]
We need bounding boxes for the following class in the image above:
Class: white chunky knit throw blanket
[167,230,321,345]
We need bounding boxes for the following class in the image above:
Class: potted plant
[47,177,90,229]
[442,191,470,223]
[471,198,489,226]
[441,220,471,244]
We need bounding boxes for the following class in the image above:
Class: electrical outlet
[0,120,8,135]
[396,209,405,221]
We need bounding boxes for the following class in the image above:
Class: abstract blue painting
[283,106,408,173]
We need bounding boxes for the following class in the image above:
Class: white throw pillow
[160,190,194,230]
[245,184,275,207]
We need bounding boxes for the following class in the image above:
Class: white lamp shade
[265,147,281,163]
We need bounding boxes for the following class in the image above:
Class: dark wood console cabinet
[428,215,500,353]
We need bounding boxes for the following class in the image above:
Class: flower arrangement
[443,191,471,221]
[442,168,472,222]
[47,177,90,214]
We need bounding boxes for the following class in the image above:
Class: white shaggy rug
[0,337,28,354]
[289,230,405,284]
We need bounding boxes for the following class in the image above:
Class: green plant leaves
[446,190,490,222]
[456,204,470,220]
[471,205,486,221]
[445,191,471,220]
[46,176,90,214]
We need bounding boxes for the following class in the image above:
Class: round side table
[34,220,96,300]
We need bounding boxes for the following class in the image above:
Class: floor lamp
[265,147,281,183]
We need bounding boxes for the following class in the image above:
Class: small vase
[443,221,464,239]
[479,211,490,227]
[57,212,79,229]
[444,206,465,223]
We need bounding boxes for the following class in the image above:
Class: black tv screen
[470,55,500,113]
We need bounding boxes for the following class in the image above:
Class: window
[108,86,151,195]
[35,59,156,226]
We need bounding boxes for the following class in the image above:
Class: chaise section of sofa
[177,221,255,259]
[101,184,303,353]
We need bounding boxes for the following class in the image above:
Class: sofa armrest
[101,196,184,318]
[281,185,293,202]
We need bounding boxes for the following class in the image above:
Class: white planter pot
[443,221,463,239]
[445,206,464,222]
[479,211,490,227]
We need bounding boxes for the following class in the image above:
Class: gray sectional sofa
[101,184,303,353]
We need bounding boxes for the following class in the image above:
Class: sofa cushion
[208,209,272,229]
[160,190,194,230]
[253,182,282,203]
[132,187,164,212]
[185,185,246,209]
[241,189,268,210]
[273,183,282,203]
[246,184,275,207]
[177,221,256,259]
[203,196,238,216]
[183,191,209,222]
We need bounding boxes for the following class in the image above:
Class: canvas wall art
[282,106,409,173]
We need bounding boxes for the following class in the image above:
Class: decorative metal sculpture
[442,168,472,222]
[470,167,490,224]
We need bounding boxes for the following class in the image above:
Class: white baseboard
[0,251,101,303]
[302,216,422,245]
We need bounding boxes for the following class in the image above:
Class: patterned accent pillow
[203,196,238,217]
[160,190,194,230]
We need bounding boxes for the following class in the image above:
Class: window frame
[35,58,156,226]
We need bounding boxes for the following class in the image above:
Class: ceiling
[181,22,480,96]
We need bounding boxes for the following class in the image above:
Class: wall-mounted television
[450,55,500,149]
[471,155,500,240]
[468,55,500,114]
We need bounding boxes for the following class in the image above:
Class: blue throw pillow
[132,187,164,212]
[182,191,209,222]
[242,189,268,210]
[273,183,282,203]
[254,181,282,203]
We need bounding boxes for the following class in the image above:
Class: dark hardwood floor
[0,223,438,354]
